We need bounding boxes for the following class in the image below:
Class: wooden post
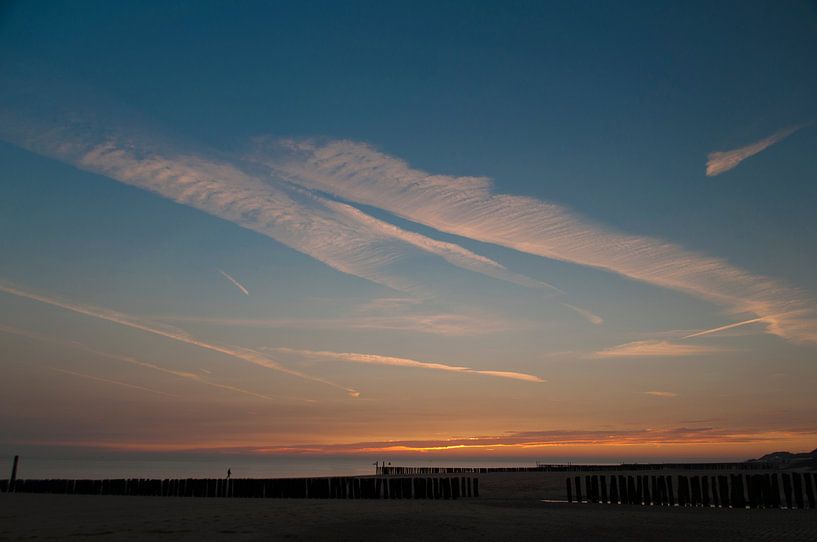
[7,456,19,493]
[718,475,730,508]
[677,476,688,506]
[610,475,619,504]
[566,478,573,503]
[574,476,582,503]
[691,476,702,506]
[642,475,651,505]
[804,472,816,509]
[782,473,793,509]
[701,476,710,507]
[618,475,628,504]
[793,472,804,509]
[600,475,608,503]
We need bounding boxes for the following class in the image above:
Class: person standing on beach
[227,468,231,479]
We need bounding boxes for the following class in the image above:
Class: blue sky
[1,0,817,461]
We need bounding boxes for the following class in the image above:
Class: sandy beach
[3,471,816,541]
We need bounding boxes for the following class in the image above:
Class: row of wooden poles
[566,472,817,509]
[379,462,772,475]
[1,476,478,500]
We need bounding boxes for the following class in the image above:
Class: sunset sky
[2,1,817,467]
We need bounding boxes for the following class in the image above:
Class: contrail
[218,269,250,296]
[706,125,803,176]
[0,281,359,397]
[270,347,546,383]
[49,367,179,398]
[560,303,603,325]
[683,317,766,339]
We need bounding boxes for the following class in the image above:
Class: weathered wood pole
[8,456,18,493]
[666,476,674,506]
[566,478,573,503]
[804,472,816,509]
[782,473,793,509]
[627,475,636,504]
[610,475,619,504]
[678,476,689,506]
[618,475,628,504]
[712,475,721,507]
[691,476,702,506]
[636,476,644,505]
[642,475,651,505]
[718,475,730,507]
[574,476,583,503]
[600,475,608,503]
[701,476,710,507]
[792,472,804,509]
[729,474,742,508]
[763,474,775,508]
[657,476,667,506]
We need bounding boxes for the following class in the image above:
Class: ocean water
[6,455,558,480]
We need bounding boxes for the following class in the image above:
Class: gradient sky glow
[2,0,817,466]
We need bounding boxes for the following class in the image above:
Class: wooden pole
[8,455,18,493]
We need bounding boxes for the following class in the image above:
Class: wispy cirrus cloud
[248,138,817,344]
[560,302,603,325]
[0,83,557,300]
[0,281,358,397]
[0,322,304,402]
[643,390,678,398]
[706,125,802,176]
[217,269,250,296]
[269,347,545,383]
[592,340,729,359]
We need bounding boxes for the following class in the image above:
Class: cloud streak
[560,303,603,325]
[49,367,179,398]
[270,347,545,382]
[248,138,817,343]
[643,390,679,398]
[0,85,558,300]
[218,269,250,296]
[683,317,766,339]
[0,281,358,396]
[592,340,729,358]
[2,79,814,343]
[157,312,510,336]
[706,125,802,176]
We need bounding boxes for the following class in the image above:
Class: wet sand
[2,471,815,541]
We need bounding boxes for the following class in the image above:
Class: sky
[1,0,817,469]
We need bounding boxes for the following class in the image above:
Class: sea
[5,454,570,480]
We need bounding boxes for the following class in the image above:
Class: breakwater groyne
[378,462,773,475]
[1,476,478,499]
[566,472,817,509]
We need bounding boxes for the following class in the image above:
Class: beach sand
[2,470,815,541]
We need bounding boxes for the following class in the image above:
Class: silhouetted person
[227,468,231,479]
